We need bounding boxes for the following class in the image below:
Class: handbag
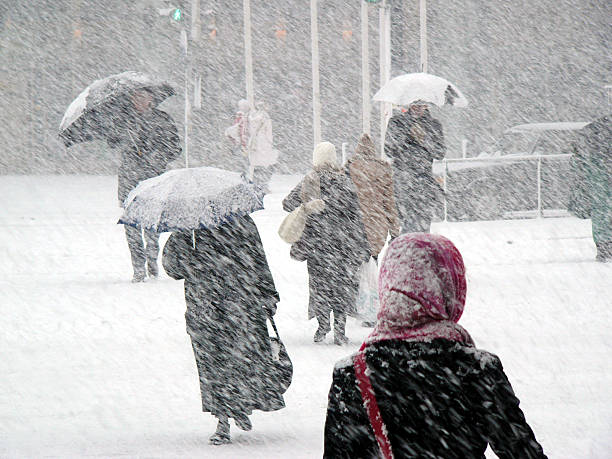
[278,199,325,244]
[267,315,293,394]
[278,205,307,243]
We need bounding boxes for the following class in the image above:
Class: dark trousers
[316,311,347,337]
[124,225,159,273]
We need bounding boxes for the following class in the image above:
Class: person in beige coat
[346,134,400,259]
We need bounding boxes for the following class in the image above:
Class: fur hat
[312,141,338,168]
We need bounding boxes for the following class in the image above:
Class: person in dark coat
[162,215,285,445]
[283,142,370,345]
[109,88,182,282]
[384,102,445,233]
[569,114,611,262]
[324,233,547,458]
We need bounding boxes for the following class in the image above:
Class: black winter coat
[162,216,284,416]
[283,169,370,319]
[110,107,182,203]
[324,339,547,459]
[384,110,445,221]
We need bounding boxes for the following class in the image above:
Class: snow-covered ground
[1,174,610,458]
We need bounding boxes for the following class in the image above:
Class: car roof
[505,122,589,133]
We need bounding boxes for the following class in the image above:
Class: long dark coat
[324,339,547,459]
[569,115,611,244]
[109,106,182,203]
[283,168,370,319]
[162,216,285,418]
[384,109,445,227]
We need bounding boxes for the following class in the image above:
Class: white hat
[312,141,337,168]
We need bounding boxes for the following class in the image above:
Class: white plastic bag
[356,257,379,322]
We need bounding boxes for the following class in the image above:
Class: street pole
[310,0,322,146]
[361,1,370,135]
[180,28,190,168]
[243,0,254,109]
[420,0,428,73]
[379,0,391,156]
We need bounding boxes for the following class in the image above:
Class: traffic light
[171,8,182,21]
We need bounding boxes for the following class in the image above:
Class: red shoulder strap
[353,351,394,459]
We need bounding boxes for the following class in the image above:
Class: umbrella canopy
[118,167,264,232]
[59,71,176,148]
[373,72,468,107]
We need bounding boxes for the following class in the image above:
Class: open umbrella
[118,166,264,232]
[373,72,468,107]
[59,71,176,148]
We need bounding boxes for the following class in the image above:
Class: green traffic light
[172,8,182,21]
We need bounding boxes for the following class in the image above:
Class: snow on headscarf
[363,233,474,347]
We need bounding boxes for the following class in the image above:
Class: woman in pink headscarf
[324,233,547,459]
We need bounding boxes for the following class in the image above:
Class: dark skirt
[186,298,285,417]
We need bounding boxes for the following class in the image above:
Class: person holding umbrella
[108,88,182,282]
[374,73,468,233]
[59,71,182,282]
[120,166,290,445]
[384,101,445,233]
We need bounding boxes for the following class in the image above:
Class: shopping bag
[356,257,379,322]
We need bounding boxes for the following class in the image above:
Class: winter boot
[147,259,159,278]
[314,315,331,343]
[209,416,231,445]
[234,413,252,431]
[131,268,146,283]
[314,327,328,343]
[333,313,348,346]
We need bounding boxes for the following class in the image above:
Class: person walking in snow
[283,142,369,345]
[384,101,445,233]
[323,233,548,458]
[109,88,182,282]
[345,133,400,327]
[162,215,285,445]
[225,100,279,192]
[569,114,611,262]
[346,133,400,260]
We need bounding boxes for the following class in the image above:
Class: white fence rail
[434,153,573,221]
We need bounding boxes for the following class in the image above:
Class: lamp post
[310,0,322,146]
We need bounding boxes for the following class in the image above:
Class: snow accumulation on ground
[1,174,610,458]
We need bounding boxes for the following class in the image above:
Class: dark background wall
[0,0,610,174]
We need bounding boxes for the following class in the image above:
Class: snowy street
[1,174,611,458]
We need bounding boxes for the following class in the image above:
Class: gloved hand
[263,303,277,317]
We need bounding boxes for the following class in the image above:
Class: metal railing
[434,153,573,221]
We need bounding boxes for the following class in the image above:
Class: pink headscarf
[363,233,473,348]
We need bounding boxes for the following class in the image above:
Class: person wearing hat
[283,142,370,345]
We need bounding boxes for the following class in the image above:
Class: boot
[314,326,329,343]
[147,259,159,278]
[234,413,252,431]
[314,315,331,343]
[131,268,146,283]
[209,416,231,445]
[333,313,348,346]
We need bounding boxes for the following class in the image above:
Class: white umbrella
[373,72,468,107]
[118,167,264,232]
